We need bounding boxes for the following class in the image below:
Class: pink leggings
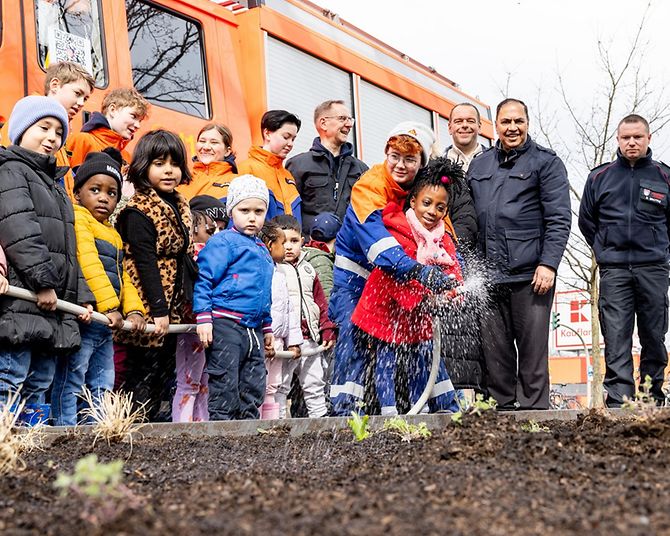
[259,340,285,420]
[172,333,209,422]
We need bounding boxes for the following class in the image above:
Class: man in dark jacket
[579,114,670,407]
[286,100,368,234]
[468,98,571,410]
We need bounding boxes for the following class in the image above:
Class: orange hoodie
[237,146,301,222]
[177,160,234,202]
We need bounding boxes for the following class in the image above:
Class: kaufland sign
[553,290,604,350]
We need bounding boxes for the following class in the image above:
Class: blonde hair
[101,88,150,119]
[44,61,95,93]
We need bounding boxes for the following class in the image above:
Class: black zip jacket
[579,149,670,266]
[467,137,571,283]
[286,138,368,234]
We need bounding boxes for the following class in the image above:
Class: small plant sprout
[520,420,550,433]
[622,375,658,411]
[0,391,43,475]
[383,417,431,442]
[79,387,146,450]
[54,454,141,526]
[347,411,370,442]
[471,393,498,414]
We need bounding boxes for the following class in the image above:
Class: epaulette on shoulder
[535,144,557,156]
[590,161,610,173]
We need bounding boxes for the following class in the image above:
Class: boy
[303,212,341,301]
[274,214,336,418]
[194,175,275,421]
[51,148,146,426]
[44,61,96,199]
[0,96,94,424]
[66,87,149,170]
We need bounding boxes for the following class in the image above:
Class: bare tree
[533,2,670,407]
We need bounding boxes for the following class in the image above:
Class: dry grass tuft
[0,392,43,474]
[79,388,146,452]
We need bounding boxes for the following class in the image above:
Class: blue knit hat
[310,212,342,242]
[8,96,69,149]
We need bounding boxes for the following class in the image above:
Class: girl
[258,221,302,420]
[0,96,94,424]
[351,156,465,415]
[178,123,237,203]
[194,175,274,421]
[171,208,215,423]
[115,129,192,421]
[237,110,302,223]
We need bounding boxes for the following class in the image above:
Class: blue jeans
[0,345,56,406]
[51,322,114,426]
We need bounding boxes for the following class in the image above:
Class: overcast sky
[328,0,670,173]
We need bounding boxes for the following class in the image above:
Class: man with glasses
[286,100,368,235]
[467,98,571,410]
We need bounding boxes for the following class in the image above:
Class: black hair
[191,209,207,229]
[259,220,284,248]
[406,156,465,210]
[449,102,481,123]
[496,98,529,120]
[272,214,301,233]
[261,110,301,133]
[127,129,192,190]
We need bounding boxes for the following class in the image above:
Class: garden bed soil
[2,410,670,535]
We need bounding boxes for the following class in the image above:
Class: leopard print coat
[114,188,192,348]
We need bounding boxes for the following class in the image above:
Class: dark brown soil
[2,410,670,535]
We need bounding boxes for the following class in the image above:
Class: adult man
[579,114,670,407]
[468,98,571,410]
[286,100,368,234]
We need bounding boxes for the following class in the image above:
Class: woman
[328,121,457,416]
[178,123,236,203]
[237,110,302,223]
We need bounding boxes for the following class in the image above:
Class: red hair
[385,135,421,156]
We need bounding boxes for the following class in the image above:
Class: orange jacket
[66,112,131,169]
[56,146,76,201]
[237,146,301,222]
[177,160,234,202]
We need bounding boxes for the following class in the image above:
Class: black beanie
[73,148,123,192]
[189,195,227,222]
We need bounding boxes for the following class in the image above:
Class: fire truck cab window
[35,0,106,86]
[125,1,208,118]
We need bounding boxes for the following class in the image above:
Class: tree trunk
[589,255,604,408]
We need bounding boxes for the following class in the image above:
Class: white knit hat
[226,174,269,216]
[387,121,436,166]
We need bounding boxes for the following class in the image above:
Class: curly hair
[259,220,284,248]
[406,156,466,209]
[386,134,422,156]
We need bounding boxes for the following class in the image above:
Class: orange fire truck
[0,0,493,159]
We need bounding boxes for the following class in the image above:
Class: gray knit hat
[8,96,69,149]
[226,174,269,216]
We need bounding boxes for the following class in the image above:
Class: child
[171,207,215,423]
[0,96,94,423]
[274,215,336,418]
[237,110,302,223]
[115,129,192,421]
[189,194,229,231]
[51,148,146,426]
[178,123,237,202]
[259,221,302,420]
[67,87,149,169]
[351,157,464,415]
[303,212,341,301]
[194,175,274,421]
[44,61,96,200]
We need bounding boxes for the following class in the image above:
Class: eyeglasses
[386,152,420,168]
[323,115,355,124]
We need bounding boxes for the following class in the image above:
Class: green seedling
[622,375,657,410]
[383,417,431,442]
[471,393,498,414]
[54,454,141,526]
[347,411,370,441]
[520,420,550,433]
[451,411,464,425]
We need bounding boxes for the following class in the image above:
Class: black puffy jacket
[578,149,670,266]
[0,146,94,350]
[467,137,571,284]
[286,138,368,234]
